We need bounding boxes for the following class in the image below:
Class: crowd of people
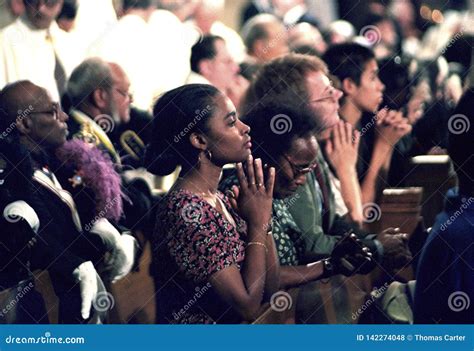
[0,0,472,325]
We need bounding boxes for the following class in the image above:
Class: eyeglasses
[283,154,318,178]
[310,83,340,104]
[29,102,62,120]
[114,87,133,101]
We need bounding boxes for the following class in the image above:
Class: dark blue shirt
[414,188,474,323]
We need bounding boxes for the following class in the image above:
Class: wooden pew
[33,269,59,324]
[367,187,423,236]
[252,274,374,324]
[404,155,457,227]
[107,233,156,324]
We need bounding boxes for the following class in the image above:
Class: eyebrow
[224,111,237,119]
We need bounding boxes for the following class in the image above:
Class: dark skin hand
[210,155,277,321]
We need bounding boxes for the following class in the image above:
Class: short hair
[241,53,328,117]
[241,14,281,54]
[322,43,375,85]
[123,0,152,11]
[57,0,78,20]
[447,87,474,185]
[67,57,114,107]
[242,103,317,167]
[190,35,224,73]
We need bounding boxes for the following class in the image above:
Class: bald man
[0,81,134,323]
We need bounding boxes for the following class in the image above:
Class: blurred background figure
[289,22,327,56]
[56,0,77,32]
[241,13,288,64]
[190,0,246,63]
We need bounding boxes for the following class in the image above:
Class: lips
[244,137,252,148]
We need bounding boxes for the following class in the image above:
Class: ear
[189,132,208,152]
[15,115,34,135]
[92,88,109,110]
[252,39,266,59]
[198,60,211,77]
[342,77,358,97]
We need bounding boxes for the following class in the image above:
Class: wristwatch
[322,258,334,278]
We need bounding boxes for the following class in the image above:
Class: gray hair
[67,57,114,107]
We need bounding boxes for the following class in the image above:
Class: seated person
[0,81,134,323]
[220,104,375,288]
[0,139,48,324]
[188,35,248,109]
[241,54,411,273]
[322,43,412,204]
[146,84,279,323]
[414,88,474,324]
[66,57,153,235]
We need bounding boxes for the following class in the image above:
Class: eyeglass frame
[283,154,318,178]
[29,102,62,120]
[310,81,341,104]
[114,87,133,101]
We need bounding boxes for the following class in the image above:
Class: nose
[377,78,385,92]
[239,120,250,135]
[333,88,343,101]
[59,109,69,122]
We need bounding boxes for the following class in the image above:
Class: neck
[339,100,362,126]
[178,160,222,197]
[21,137,52,167]
[77,105,103,120]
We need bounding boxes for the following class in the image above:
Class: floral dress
[152,189,247,324]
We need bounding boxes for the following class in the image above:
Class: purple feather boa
[55,139,123,222]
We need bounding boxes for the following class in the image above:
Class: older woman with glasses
[220,104,375,288]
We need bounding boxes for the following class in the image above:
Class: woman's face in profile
[204,94,252,165]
